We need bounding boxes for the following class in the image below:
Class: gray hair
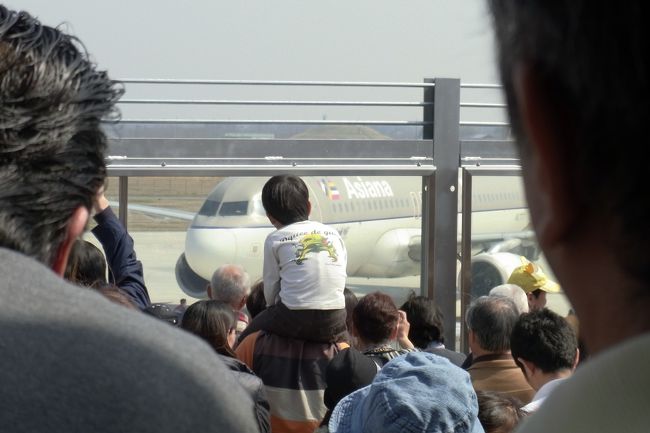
[489,284,529,315]
[209,265,250,309]
[466,296,518,353]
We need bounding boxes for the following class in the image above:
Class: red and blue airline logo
[319,178,341,200]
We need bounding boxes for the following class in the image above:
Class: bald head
[208,265,250,311]
[489,284,529,315]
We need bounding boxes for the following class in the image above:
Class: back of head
[246,279,266,319]
[476,391,525,433]
[489,284,529,315]
[353,292,400,345]
[64,240,107,288]
[181,300,236,357]
[261,175,309,226]
[344,287,359,331]
[0,6,122,265]
[400,293,445,349]
[487,0,649,285]
[210,264,250,309]
[510,309,578,373]
[466,296,518,353]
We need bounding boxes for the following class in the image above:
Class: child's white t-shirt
[263,220,347,310]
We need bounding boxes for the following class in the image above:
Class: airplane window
[198,200,221,216]
[219,201,249,216]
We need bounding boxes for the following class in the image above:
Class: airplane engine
[175,253,210,299]
[354,229,421,278]
[469,252,523,297]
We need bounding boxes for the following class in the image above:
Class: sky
[7,1,503,121]
[9,0,498,82]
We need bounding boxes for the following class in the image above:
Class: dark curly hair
[511,308,577,374]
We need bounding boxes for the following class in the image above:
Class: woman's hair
[64,240,107,288]
[400,293,445,348]
[181,300,236,357]
[352,292,399,344]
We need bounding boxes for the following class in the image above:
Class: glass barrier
[87,175,424,306]
[458,169,572,350]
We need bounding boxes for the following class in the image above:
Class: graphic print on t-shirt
[294,233,338,265]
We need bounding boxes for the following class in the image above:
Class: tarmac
[84,230,571,316]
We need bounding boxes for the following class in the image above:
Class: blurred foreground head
[0,6,122,270]
[487,0,650,351]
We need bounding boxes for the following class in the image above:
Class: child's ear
[307,201,312,216]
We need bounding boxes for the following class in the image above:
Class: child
[238,175,347,343]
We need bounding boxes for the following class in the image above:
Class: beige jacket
[468,353,535,404]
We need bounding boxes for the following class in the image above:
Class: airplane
[174,175,534,298]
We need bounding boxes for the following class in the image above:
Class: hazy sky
[8,1,503,121]
[9,1,497,82]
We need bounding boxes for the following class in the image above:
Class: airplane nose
[184,228,237,280]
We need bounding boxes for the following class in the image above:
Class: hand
[93,186,110,214]
[396,310,415,350]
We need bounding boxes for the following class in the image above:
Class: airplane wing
[405,229,537,262]
[108,201,195,221]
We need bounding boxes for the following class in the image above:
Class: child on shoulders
[238,175,347,343]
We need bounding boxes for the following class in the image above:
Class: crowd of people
[1,2,648,432]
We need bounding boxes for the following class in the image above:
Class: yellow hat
[507,257,561,294]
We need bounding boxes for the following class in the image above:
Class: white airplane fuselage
[176,176,530,298]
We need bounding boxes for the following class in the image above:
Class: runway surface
[83,230,571,317]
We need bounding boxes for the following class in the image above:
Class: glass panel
[467,175,571,316]
[88,175,424,309]
[85,176,223,306]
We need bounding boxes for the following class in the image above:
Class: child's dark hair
[262,175,310,226]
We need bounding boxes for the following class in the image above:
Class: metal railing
[104,77,516,349]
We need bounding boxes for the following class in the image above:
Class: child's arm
[262,237,281,306]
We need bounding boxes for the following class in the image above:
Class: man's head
[261,175,310,227]
[487,1,649,350]
[489,284,529,315]
[0,7,122,273]
[466,296,519,355]
[511,309,578,390]
[507,260,559,312]
[180,298,187,306]
[352,292,399,346]
[208,264,250,311]
[400,294,445,349]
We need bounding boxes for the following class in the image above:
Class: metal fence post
[118,176,129,229]
[421,77,460,349]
